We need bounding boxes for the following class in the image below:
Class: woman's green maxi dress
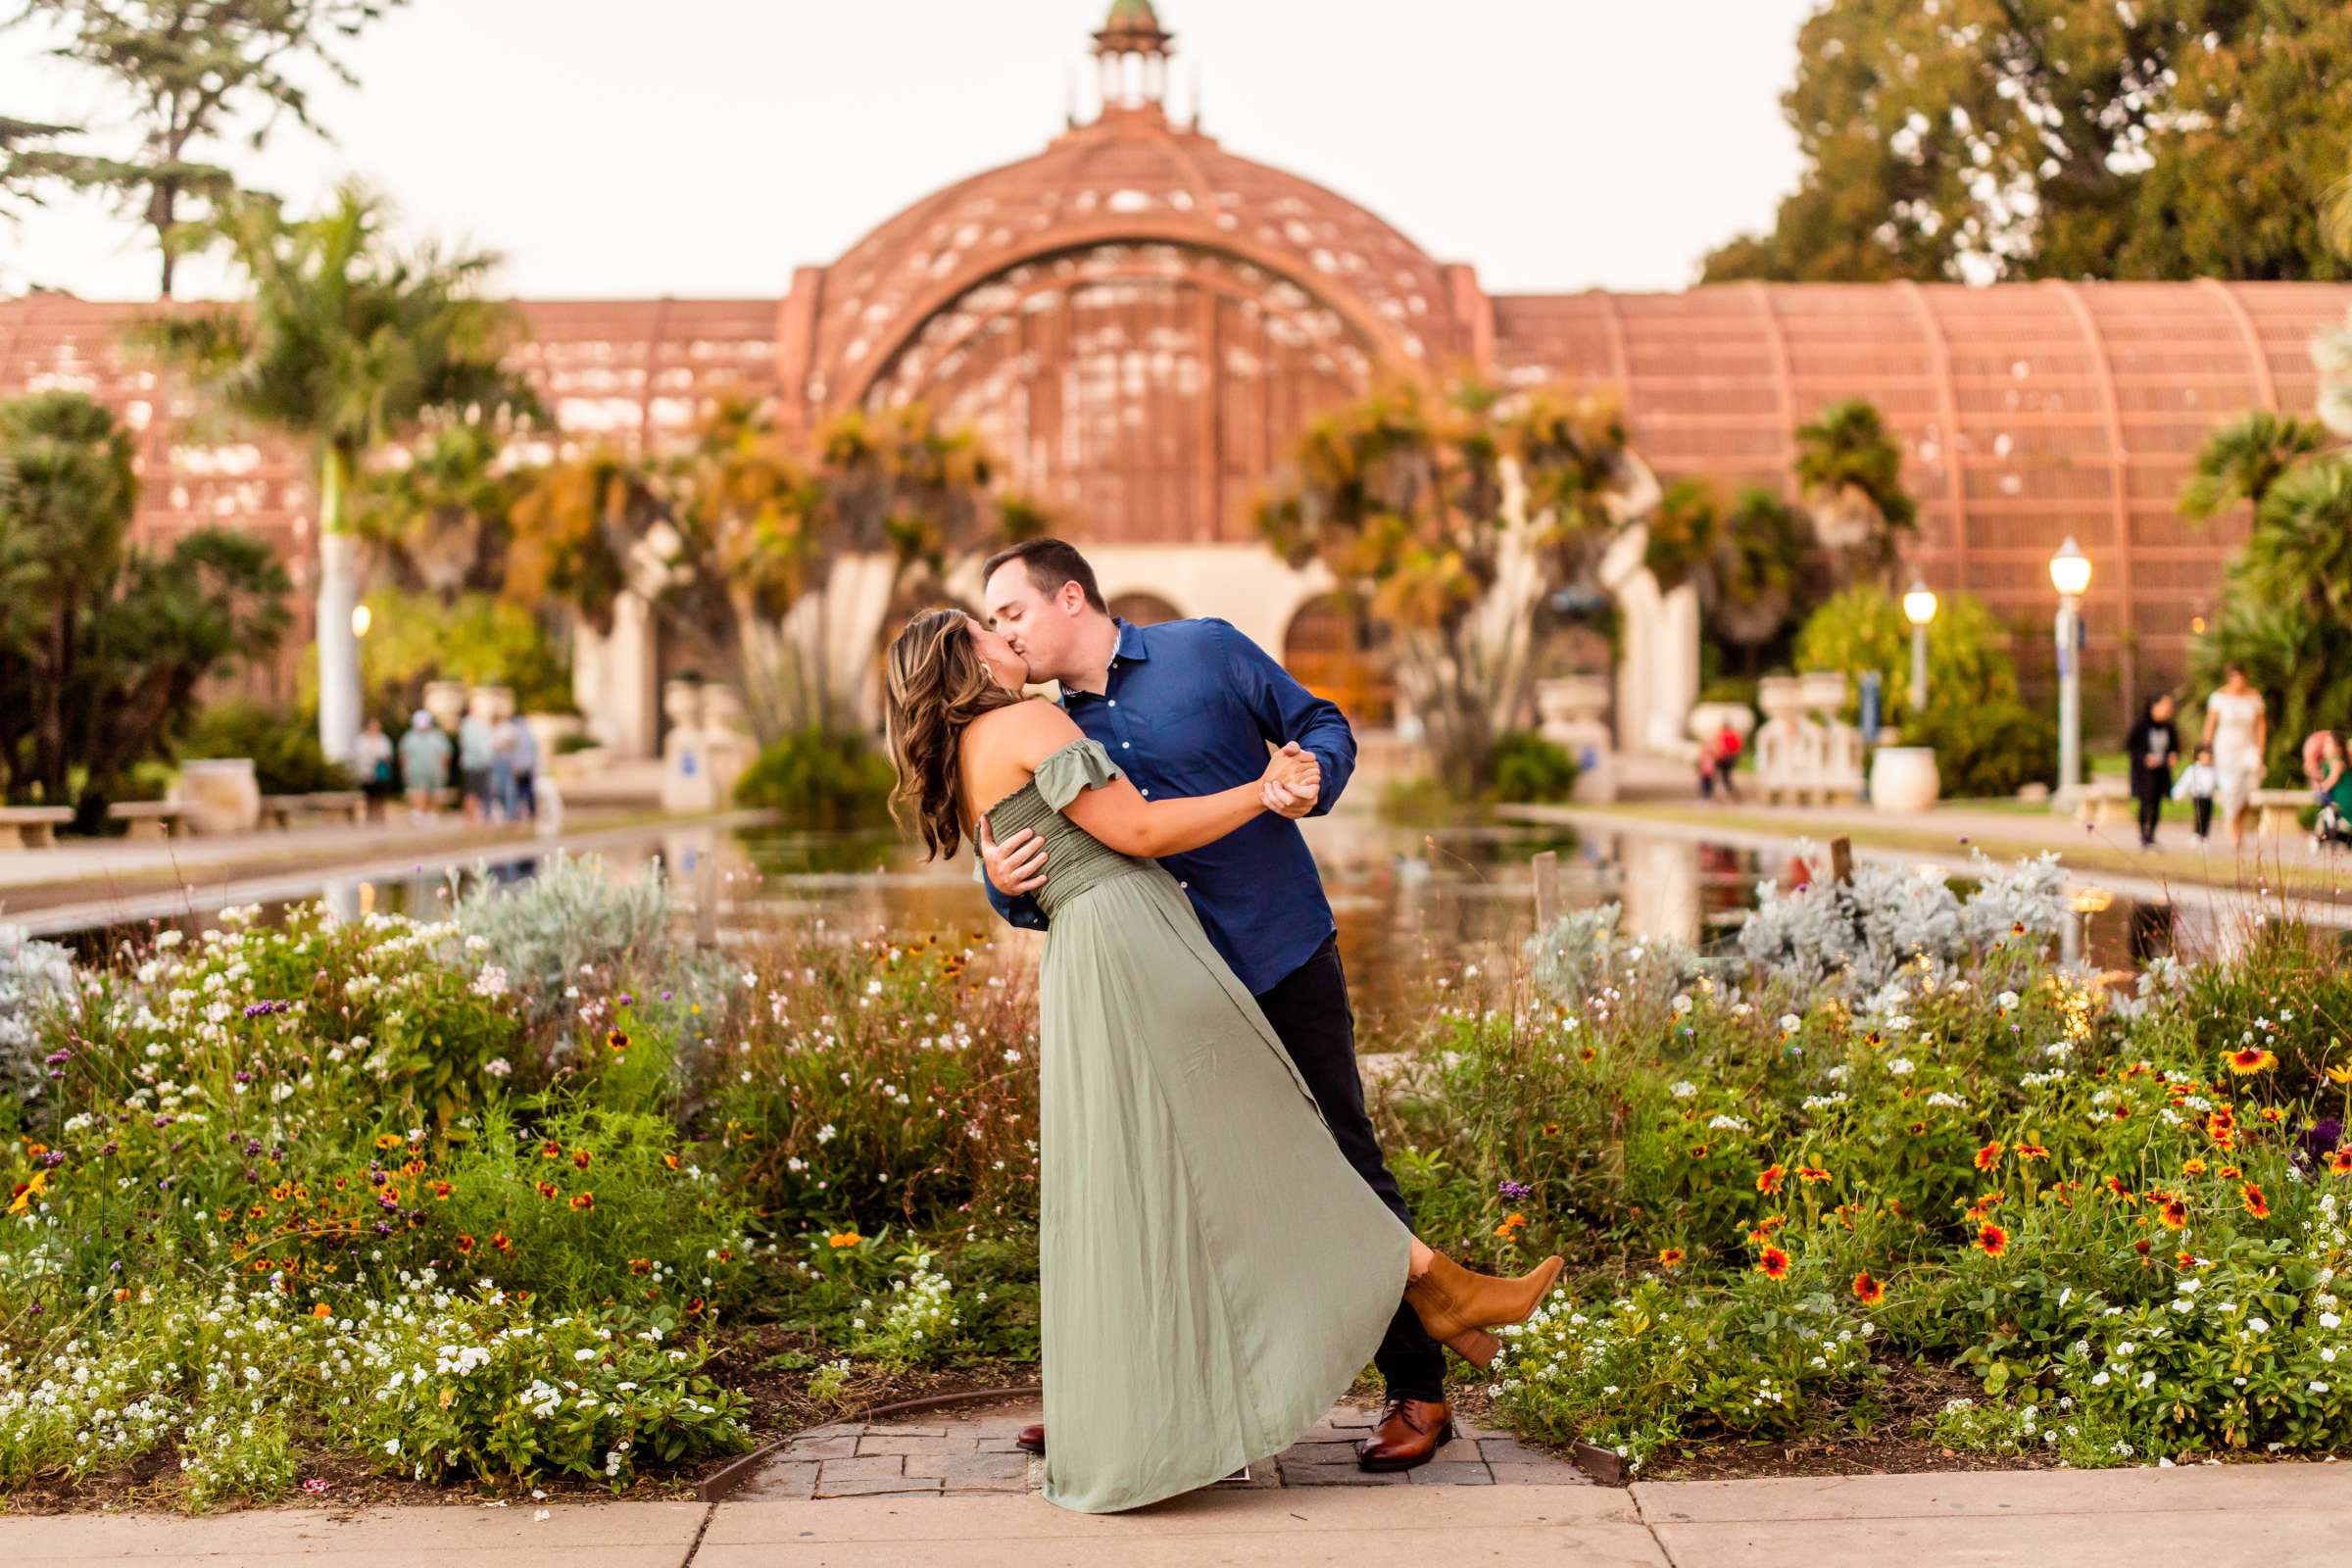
[985,737,1412,1513]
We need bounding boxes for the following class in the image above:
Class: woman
[2311,731,2352,849]
[2123,694,2179,850]
[396,710,452,822]
[2200,665,2268,849]
[883,609,1559,1514]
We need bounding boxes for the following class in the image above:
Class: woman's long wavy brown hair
[884,607,1023,860]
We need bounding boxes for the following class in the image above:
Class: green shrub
[1911,700,2057,799]
[1490,729,1581,803]
[178,700,352,795]
[734,725,896,828]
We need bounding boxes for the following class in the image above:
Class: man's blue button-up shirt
[981,616,1354,997]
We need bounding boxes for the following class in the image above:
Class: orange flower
[2219,1164,2242,1179]
[606,1029,629,1052]
[1756,1246,1791,1279]
[535,1181,560,1200]
[1657,1248,1685,1268]
[1907,1121,1927,1137]
[540,1141,563,1159]
[2106,1176,2135,1202]
[1975,1222,2009,1257]
[1975,1140,2004,1172]
[2328,1064,2352,1086]
[1688,1144,1711,1160]
[1852,1270,1885,1306]
[429,1180,453,1200]
[2228,1048,2277,1075]
[573,1150,592,1171]
[663,1152,682,1171]
[2014,1144,2049,1162]
[1797,1164,1833,1184]
[629,1257,653,1274]
[373,1134,402,1150]
[491,1231,514,1252]
[456,1234,476,1253]
[826,1231,861,1249]
[2329,1149,2352,1177]
[2183,1158,2209,1176]
[2241,1182,2270,1219]
[1756,1163,1787,1195]
[312,1302,332,1318]
[2158,1196,2190,1229]
[569,1191,595,1211]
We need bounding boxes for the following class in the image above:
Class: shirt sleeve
[1213,618,1356,816]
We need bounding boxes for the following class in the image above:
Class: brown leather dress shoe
[1015,1423,1045,1455]
[1356,1397,1452,1471]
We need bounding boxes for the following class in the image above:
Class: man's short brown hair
[981,537,1106,613]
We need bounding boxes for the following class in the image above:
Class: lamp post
[1901,579,1936,719]
[2048,536,2092,801]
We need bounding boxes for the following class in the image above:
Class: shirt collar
[1057,618,1146,708]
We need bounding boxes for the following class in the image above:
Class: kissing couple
[882,538,1560,1513]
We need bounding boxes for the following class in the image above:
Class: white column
[315,531,361,763]
[577,592,661,760]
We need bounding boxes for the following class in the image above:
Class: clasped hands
[977,742,1324,898]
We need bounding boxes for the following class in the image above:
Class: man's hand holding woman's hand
[1260,741,1320,818]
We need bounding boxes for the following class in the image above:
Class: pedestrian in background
[397,710,452,822]
[2125,693,2179,850]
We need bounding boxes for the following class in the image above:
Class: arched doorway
[1107,591,1182,627]
[1282,594,1393,726]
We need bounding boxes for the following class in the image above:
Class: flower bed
[8,845,2352,1504]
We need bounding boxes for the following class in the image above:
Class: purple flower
[43,1049,70,1066]
[618,994,634,1007]
[41,1151,65,1168]
[1497,1179,1534,1200]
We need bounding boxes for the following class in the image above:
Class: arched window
[1107,592,1183,627]
[1282,594,1393,726]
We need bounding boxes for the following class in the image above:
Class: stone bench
[259,791,367,829]
[2252,788,2315,837]
[0,806,74,849]
[107,800,191,840]
[2074,778,2133,826]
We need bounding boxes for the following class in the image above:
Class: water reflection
[44,811,2325,1005]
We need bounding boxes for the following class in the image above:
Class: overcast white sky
[3,0,1820,302]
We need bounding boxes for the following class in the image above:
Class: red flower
[2228,1048,2277,1075]
[2158,1196,2190,1230]
[1657,1248,1685,1269]
[1796,1164,1833,1184]
[1756,1246,1791,1280]
[2014,1144,2049,1162]
[2329,1149,2352,1177]
[1975,1223,2009,1257]
[2241,1182,2270,1219]
[1852,1270,1885,1306]
[1756,1164,1786,1196]
[1975,1140,2003,1172]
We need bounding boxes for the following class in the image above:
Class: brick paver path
[732,1396,1590,1500]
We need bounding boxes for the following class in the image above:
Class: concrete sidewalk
[8,1461,2347,1567]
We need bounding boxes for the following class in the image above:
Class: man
[974,538,1453,1472]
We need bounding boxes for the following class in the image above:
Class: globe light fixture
[350,603,372,639]
[2048,535,2092,598]
[1901,580,1936,714]
[2048,536,2090,803]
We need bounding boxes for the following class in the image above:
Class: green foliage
[357,588,573,715]
[179,699,351,794]
[734,725,897,828]
[2191,454,2352,781]
[1909,701,2059,801]
[1705,1,2352,284]
[0,394,291,814]
[708,929,1039,1235]
[1490,729,1581,804]
[2180,412,2331,524]
[1792,582,2018,722]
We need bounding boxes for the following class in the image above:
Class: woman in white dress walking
[2201,664,2269,849]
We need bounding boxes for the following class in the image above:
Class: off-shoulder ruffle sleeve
[1032,736,1125,811]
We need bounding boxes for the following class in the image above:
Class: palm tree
[2179,410,2329,523]
[2242,456,2352,619]
[140,184,538,760]
[1792,398,1914,583]
[1642,480,1809,676]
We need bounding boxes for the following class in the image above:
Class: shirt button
[1179,880,1190,890]
[1107,700,1117,708]
[1140,788,1150,797]
[1121,741,1131,749]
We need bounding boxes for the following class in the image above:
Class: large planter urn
[172,757,261,833]
[1870,746,1941,814]
[1756,675,1806,724]
[1797,669,1849,716]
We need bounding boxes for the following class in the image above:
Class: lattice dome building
[6,0,2349,752]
